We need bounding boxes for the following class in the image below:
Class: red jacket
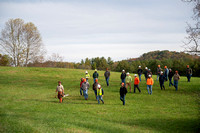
[80,81,84,87]
[134,77,140,85]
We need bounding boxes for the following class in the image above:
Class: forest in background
[1,50,200,77]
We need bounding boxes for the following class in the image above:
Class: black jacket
[104,71,110,78]
[159,75,165,83]
[137,69,143,75]
[168,71,174,78]
[120,86,127,96]
[121,73,126,80]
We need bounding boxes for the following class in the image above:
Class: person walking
[81,78,90,100]
[104,68,110,86]
[85,71,90,82]
[121,70,126,84]
[93,69,99,83]
[144,67,148,81]
[186,65,192,82]
[80,78,84,96]
[93,78,99,100]
[173,71,180,91]
[97,84,104,104]
[137,66,143,81]
[125,72,132,92]
[159,71,165,90]
[56,81,64,103]
[157,65,161,81]
[134,74,141,93]
[164,66,169,81]
[146,75,154,95]
[120,82,127,105]
[168,69,174,86]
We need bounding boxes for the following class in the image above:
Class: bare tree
[0,18,45,66]
[182,0,200,55]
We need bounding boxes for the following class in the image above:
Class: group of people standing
[55,65,192,105]
[79,68,110,104]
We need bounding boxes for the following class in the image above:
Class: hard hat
[160,71,163,74]
[85,71,88,73]
[97,84,101,88]
[145,67,148,69]
[83,78,86,82]
[95,69,97,71]
[127,72,130,75]
[122,70,125,72]
[95,78,98,82]
[148,75,151,77]
[134,74,137,77]
[139,66,141,68]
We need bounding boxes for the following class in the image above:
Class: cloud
[0,0,194,62]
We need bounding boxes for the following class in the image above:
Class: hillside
[128,50,199,61]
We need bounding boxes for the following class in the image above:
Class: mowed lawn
[0,67,199,133]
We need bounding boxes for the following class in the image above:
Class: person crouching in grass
[56,81,64,103]
[97,84,104,104]
[120,82,127,105]
[134,74,141,93]
[146,75,154,95]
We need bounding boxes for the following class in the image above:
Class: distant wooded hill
[128,50,199,62]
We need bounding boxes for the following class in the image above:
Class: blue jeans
[139,74,142,82]
[105,77,109,86]
[186,74,191,82]
[169,77,173,86]
[157,74,160,81]
[80,87,83,95]
[83,89,88,99]
[93,90,97,99]
[174,80,178,91]
[93,78,97,83]
[121,79,125,86]
[147,85,152,95]
[97,95,104,104]
[120,95,126,105]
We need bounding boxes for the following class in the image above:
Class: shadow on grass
[104,117,200,133]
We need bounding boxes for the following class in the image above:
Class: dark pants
[93,90,97,99]
[159,81,165,90]
[134,85,141,93]
[80,87,83,95]
[105,77,109,86]
[169,77,173,86]
[120,95,126,105]
[186,74,191,82]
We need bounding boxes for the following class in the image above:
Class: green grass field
[0,66,199,133]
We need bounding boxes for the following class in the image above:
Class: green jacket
[125,76,132,83]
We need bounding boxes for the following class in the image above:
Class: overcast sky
[0,0,194,62]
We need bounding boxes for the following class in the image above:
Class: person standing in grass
[186,65,192,82]
[81,78,90,100]
[146,75,154,95]
[97,84,104,104]
[80,78,84,96]
[159,71,165,90]
[168,69,174,86]
[56,81,64,103]
[144,67,148,81]
[173,71,180,91]
[93,69,99,83]
[120,82,127,105]
[93,78,99,100]
[121,70,126,84]
[137,66,143,82]
[134,74,141,93]
[164,66,169,81]
[85,71,90,82]
[104,68,110,86]
[125,72,132,92]
[157,65,161,81]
